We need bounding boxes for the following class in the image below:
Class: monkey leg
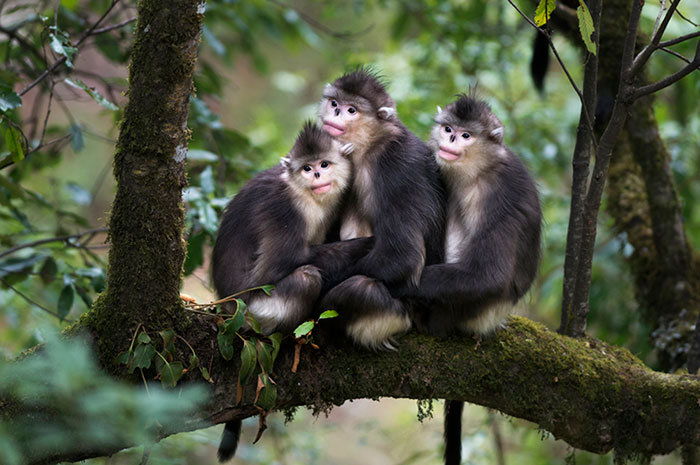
[247,265,322,335]
[320,275,411,350]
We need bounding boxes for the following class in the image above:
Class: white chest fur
[444,181,485,262]
[339,161,374,240]
[299,198,333,244]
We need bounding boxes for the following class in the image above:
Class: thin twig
[659,31,700,48]
[632,48,700,98]
[39,80,55,147]
[676,9,698,27]
[1,279,74,322]
[506,0,596,148]
[630,0,681,75]
[25,134,72,155]
[91,17,136,34]
[660,47,692,64]
[650,0,667,42]
[267,0,371,39]
[0,228,107,259]
[0,25,46,63]
[19,0,122,97]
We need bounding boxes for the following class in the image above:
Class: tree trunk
[80,0,204,365]
[555,0,700,369]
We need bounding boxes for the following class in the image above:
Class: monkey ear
[377,106,396,120]
[436,105,443,114]
[341,143,355,156]
[280,156,291,168]
[489,127,504,144]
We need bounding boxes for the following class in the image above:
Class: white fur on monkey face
[435,124,477,161]
[321,98,360,137]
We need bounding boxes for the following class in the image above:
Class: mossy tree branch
[30,315,700,464]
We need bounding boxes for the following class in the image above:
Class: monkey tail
[217,420,242,463]
[444,400,464,465]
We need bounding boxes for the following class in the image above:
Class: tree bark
[555,0,700,369]
[80,0,204,365]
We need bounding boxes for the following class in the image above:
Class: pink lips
[322,120,346,137]
[438,146,460,161]
[312,183,332,194]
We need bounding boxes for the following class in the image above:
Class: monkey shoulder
[221,166,307,247]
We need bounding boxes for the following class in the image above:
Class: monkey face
[434,124,476,162]
[299,159,337,195]
[321,98,360,137]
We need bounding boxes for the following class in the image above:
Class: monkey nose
[334,108,340,116]
[450,135,456,143]
[314,172,320,179]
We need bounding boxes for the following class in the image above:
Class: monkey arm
[307,237,375,288]
[352,223,427,286]
[352,147,443,286]
[408,224,519,304]
[408,262,510,303]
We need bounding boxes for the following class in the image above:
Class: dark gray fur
[319,69,446,346]
[212,123,372,463]
[406,95,541,465]
[408,95,541,335]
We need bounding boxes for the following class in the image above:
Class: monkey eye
[444,126,452,133]
[303,165,312,172]
[347,107,357,114]
[330,100,338,108]
[320,161,329,168]
[462,132,471,139]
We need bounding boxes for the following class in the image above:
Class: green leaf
[75,285,93,309]
[200,366,211,381]
[64,78,118,110]
[186,149,219,162]
[132,343,155,371]
[69,124,84,152]
[200,165,215,195]
[261,284,275,296]
[159,360,184,388]
[294,320,315,338]
[239,339,258,386]
[318,310,338,320]
[57,284,74,320]
[137,332,152,344]
[0,84,22,112]
[66,181,91,204]
[0,254,43,279]
[5,126,24,163]
[116,350,132,365]
[197,202,218,235]
[217,321,235,361]
[577,0,596,55]
[159,329,176,356]
[226,305,246,334]
[268,333,282,363]
[534,0,556,26]
[247,314,262,334]
[38,257,58,284]
[236,298,247,314]
[257,340,273,374]
[49,32,77,68]
[256,373,277,410]
[188,353,200,370]
[0,173,25,199]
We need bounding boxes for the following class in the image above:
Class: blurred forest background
[1,0,699,464]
